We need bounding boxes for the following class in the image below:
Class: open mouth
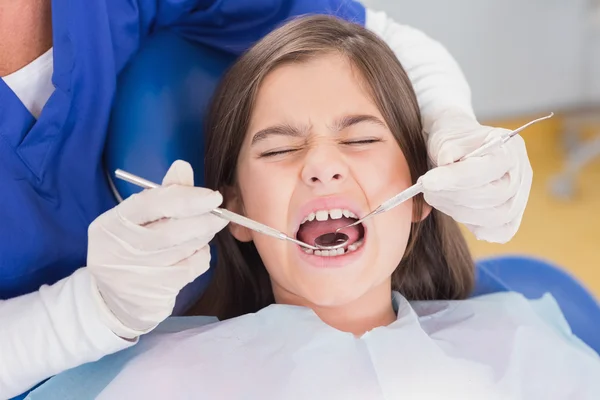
[296,209,366,257]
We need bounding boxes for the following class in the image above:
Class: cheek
[238,164,293,228]
[355,146,414,274]
[381,199,413,251]
[355,145,413,208]
[237,162,298,277]
[363,198,413,288]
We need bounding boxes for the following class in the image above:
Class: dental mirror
[314,232,350,250]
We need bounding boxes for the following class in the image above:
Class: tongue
[297,217,361,247]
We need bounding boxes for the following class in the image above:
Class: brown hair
[189,15,474,320]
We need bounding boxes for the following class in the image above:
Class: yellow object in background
[464,115,600,299]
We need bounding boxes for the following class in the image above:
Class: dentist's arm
[0,270,134,400]
[0,161,226,399]
[366,8,532,244]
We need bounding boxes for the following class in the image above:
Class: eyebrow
[332,114,387,132]
[250,114,386,146]
[251,124,305,145]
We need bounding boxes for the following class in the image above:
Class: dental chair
[105,30,600,354]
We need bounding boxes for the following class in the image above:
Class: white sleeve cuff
[364,8,476,131]
[0,268,136,399]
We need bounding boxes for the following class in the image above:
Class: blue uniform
[0,0,365,299]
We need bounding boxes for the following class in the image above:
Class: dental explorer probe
[318,112,555,245]
[114,169,320,251]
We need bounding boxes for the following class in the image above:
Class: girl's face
[228,54,426,308]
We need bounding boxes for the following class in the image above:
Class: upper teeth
[301,209,357,225]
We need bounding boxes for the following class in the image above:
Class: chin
[291,277,371,308]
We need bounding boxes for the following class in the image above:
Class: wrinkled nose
[301,145,348,189]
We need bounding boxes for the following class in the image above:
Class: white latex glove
[87,160,228,339]
[419,110,533,244]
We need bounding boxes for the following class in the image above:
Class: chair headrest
[105,30,235,197]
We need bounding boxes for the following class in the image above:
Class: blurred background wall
[362,0,600,297]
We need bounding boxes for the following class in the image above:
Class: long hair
[189,15,474,320]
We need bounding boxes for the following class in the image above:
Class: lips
[292,198,368,258]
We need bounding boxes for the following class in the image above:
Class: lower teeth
[303,238,364,257]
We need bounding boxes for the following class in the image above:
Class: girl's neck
[274,280,397,336]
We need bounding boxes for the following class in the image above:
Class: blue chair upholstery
[105,31,600,353]
[475,255,600,353]
[106,30,235,194]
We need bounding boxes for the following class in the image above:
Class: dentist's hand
[419,110,533,244]
[87,160,228,339]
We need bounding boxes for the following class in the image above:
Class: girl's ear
[223,186,253,242]
[412,196,432,223]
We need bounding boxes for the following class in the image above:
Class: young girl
[29,15,600,400]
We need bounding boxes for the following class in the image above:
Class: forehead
[248,54,382,130]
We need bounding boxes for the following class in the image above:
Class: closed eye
[341,138,382,145]
[259,148,299,158]
[259,138,382,157]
